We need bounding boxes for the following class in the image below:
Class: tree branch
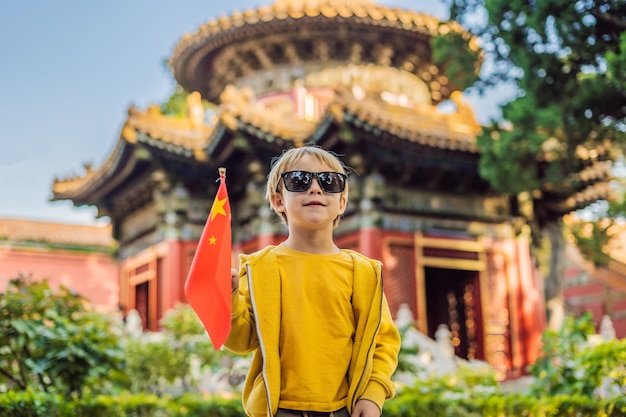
[590,8,626,42]
[0,367,26,390]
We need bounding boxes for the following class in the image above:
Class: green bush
[386,390,626,417]
[529,312,626,397]
[0,278,244,399]
[0,390,244,417]
[0,389,66,417]
[3,276,625,416]
[73,392,164,417]
[0,390,626,417]
[3,390,624,417]
[0,276,125,398]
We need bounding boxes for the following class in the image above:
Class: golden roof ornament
[170,0,478,104]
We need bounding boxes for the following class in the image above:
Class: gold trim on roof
[122,105,213,152]
[577,160,612,182]
[273,0,375,7]
[219,84,481,149]
[334,89,481,150]
[53,83,482,201]
[53,103,214,199]
[171,0,472,67]
[561,182,612,212]
[52,134,130,200]
[305,65,433,106]
[220,85,317,142]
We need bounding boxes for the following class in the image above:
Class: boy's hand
[231,268,239,292]
[352,399,380,417]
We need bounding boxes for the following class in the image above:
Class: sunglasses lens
[318,172,345,193]
[283,171,312,192]
[282,171,346,193]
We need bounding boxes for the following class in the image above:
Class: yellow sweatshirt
[225,245,401,417]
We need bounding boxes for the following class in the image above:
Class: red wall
[0,246,119,312]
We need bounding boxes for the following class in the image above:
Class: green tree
[438,0,626,327]
[160,84,192,118]
[0,276,125,398]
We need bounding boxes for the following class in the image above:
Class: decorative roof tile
[123,104,213,156]
[52,84,482,200]
[52,99,214,200]
[170,0,476,102]
[333,89,480,151]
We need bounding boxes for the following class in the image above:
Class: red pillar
[159,240,186,314]
[517,235,546,369]
[359,227,383,260]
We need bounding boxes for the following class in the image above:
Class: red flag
[185,167,231,349]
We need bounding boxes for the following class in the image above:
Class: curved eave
[209,87,481,154]
[543,157,613,215]
[216,98,317,145]
[569,181,613,212]
[545,181,613,215]
[51,107,214,204]
[51,136,137,205]
[52,88,483,205]
[171,1,474,102]
[124,106,214,161]
[173,2,450,62]
[329,94,480,153]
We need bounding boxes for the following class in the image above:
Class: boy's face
[271,154,347,231]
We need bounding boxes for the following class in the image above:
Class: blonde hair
[266,145,349,228]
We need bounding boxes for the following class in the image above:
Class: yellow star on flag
[210,197,227,220]
[209,236,217,245]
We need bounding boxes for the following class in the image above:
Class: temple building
[49,0,622,379]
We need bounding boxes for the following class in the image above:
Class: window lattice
[385,244,417,320]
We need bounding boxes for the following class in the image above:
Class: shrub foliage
[0,276,124,398]
[2,276,625,416]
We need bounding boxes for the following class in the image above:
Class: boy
[226,145,401,417]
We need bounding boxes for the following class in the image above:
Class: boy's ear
[270,192,285,213]
[339,193,347,214]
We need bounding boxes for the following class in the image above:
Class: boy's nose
[308,177,323,193]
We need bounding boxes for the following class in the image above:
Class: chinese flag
[185,167,231,349]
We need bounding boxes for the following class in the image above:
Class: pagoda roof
[51,85,482,203]
[171,0,477,103]
[0,217,114,250]
[542,155,613,214]
[122,105,213,159]
[51,104,213,205]
[333,90,479,152]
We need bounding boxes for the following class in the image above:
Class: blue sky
[0,0,513,225]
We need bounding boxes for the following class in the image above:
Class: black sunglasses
[280,171,347,193]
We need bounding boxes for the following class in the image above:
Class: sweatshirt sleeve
[224,262,259,354]
[360,293,401,410]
